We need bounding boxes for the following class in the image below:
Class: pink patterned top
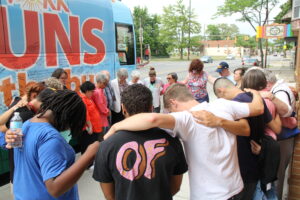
[186,72,208,100]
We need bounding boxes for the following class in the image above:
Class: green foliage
[235,35,257,49]
[216,0,279,31]
[274,0,292,23]
[215,0,279,67]
[160,0,201,59]
[133,7,168,57]
[206,25,222,40]
[206,24,239,40]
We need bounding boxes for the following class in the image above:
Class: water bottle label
[10,121,22,129]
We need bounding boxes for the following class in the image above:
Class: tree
[160,0,201,59]
[216,0,279,68]
[206,24,239,40]
[206,25,222,40]
[133,7,169,57]
[235,35,258,55]
[274,0,292,23]
[218,24,239,39]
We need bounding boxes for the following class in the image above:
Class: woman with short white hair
[129,70,143,85]
[110,68,129,124]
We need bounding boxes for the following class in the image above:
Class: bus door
[115,23,135,73]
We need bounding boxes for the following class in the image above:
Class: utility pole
[187,0,191,60]
[139,17,143,64]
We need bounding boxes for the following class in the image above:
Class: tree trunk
[259,38,264,68]
[180,48,183,60]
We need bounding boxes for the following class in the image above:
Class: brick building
[200,40,249,57]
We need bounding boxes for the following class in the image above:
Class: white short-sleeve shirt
[170,98,249,200]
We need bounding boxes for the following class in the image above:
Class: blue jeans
[253,181,278,200]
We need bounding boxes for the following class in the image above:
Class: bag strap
[273,89,291,106]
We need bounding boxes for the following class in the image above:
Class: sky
[122,0,288,36]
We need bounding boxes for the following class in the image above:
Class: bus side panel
[112,1,136,75]
[0,0,116,114]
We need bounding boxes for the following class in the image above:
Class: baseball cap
[216,62,229,73]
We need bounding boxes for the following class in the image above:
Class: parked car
[201,56,213,63]
[242,58,260,67]
[226,55,235,60]
[242,55,250,62]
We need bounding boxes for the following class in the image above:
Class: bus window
[116,24,135,65]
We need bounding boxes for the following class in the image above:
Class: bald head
[213,77,236,98]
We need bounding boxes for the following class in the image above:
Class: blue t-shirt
[13,121,79,200]
[0,132,6,149]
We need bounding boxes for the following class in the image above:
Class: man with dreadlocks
[5,90,99,200]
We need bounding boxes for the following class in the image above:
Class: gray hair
[131,70,140,78]
[100,70,110,80]
[44,77,63,90]
[96,73,109,83]
[117,68,128,79]
[263,69,277,84]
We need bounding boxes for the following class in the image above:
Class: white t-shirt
[143,77,164,108]
[271,79,295,117]
[170,99,250,200]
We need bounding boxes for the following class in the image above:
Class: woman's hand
[5,129,20,149]
[250,140,261,155]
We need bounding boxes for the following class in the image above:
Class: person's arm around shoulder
[244,89,264,117]
[104,113,176,140]
[192,110,250,136]
[100,183,115,200]
[260,91,290,117]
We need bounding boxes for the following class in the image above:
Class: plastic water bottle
[9,112,23,148]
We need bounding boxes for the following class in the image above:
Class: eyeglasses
[167,77,172,80]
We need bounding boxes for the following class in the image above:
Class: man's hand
[250,140,261,155]
[259,91,274,100]
[191,110,221,127]
[5,129,20,149]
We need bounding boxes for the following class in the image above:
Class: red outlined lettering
[0,7,40,70]
[44,13,80,66]
[82,18,106,65]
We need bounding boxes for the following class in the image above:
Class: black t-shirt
[233,92,272,183]
[93,128,188,200]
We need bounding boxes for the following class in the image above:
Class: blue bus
[0,0,136,178]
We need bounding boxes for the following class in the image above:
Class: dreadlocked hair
[37,90,86,137]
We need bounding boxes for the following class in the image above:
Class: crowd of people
[1,58,299,200]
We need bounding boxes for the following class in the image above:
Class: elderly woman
[129,70,143,85]
[111,68,129,124]
[92,73,110,138]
